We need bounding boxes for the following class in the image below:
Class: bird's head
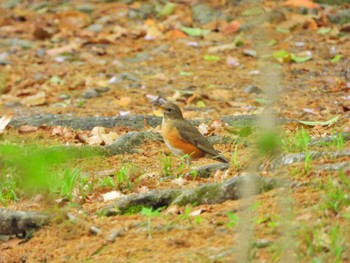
[159,102,184,120]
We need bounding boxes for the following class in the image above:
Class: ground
[0,0,350,262]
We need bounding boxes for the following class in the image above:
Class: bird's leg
[186,156,192,168]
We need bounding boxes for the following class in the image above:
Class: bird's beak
[156,104,167,111]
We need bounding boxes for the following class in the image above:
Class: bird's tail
[213,155,229,163]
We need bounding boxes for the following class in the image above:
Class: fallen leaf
[181,26,210,37]
[198,123,208,135]
[331,54,342,63]
[165,29,187,39]
[119,111,131,116]
[222,21,241,35]
[283,0,319,9]
[91,126,106,136]
[0,113,13,134]
[51,126,64,136]
[203,55,220,61]
[101,190,124,202]
[21,92,46,106]
[46,42,81,56]
[208,42,237,53]
[171,177,186,186]
[190,208,204,216]
[298,115,340,126]
[58,11,90,30]
[226,56,240,67]
[136,185,149,193]
[158,3,176,17]
[290,52,312,63]
[86,135,103,145]
[164,205,181,215]
[144,25,162,40]
[116,97,131,107]
[18,125,38,134]
[63,127,75,139]
[100,132,118,145]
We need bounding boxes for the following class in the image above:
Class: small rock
[76,4,95,13]
[243,49,257,57]
[109,76,120,85]
[254,239,273,248]
[0,235,10,241]
[81,88,100,99]
[107,228,125,243]
[124,52,150,63]
[328,9,350,25]
[58,94,70,100]
[4,102,20,107]
[7,38,34,49]
[95,87,109,93]
[85,23,103,32]
[192,4,228,25]
[89,226,102,236]
[0,52,10,65]
[35,49,46,57]
[243,85,263,94]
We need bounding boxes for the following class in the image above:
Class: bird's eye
[166,108,172,112]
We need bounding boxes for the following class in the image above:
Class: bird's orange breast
[162,121,203,158]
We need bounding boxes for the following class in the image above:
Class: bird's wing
[176,120,220,157]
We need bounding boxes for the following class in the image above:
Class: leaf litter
[0,0,350,262]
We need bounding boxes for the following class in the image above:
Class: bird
[159,102,228,165]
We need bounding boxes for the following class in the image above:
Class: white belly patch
[164,140,184,156]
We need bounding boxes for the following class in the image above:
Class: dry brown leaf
[18,125,38,134]
[86,135,103,145]
[116,97,131,107]
[208,42,237,53]
[21,92,46,106]
[283,0,319,9]
[144,25,162,40]
[58,11,90,30]
[91,126,106,136]
[63,127,75,139]
[164,29,187,40]
[136,185,150,193]
[221,21,241,35]
[171,177,187,186]
[51,126,64,136]
[46,42,81,56]
[100,132,118,145]
[164,205,181,215]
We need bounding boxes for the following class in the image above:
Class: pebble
[244,85,263,94]
[35,49,46,57]
[0,52,10,65]
[4,102,21,107]
[58,94,70,100]
[254,239,273,248]
[95,87,110,93]
[85,23,103,32]
[243,49,257,57]
[81,88,100,99]
[89,226,102,236]
[109,76,120,85]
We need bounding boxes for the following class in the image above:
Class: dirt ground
[1,0,350,262]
